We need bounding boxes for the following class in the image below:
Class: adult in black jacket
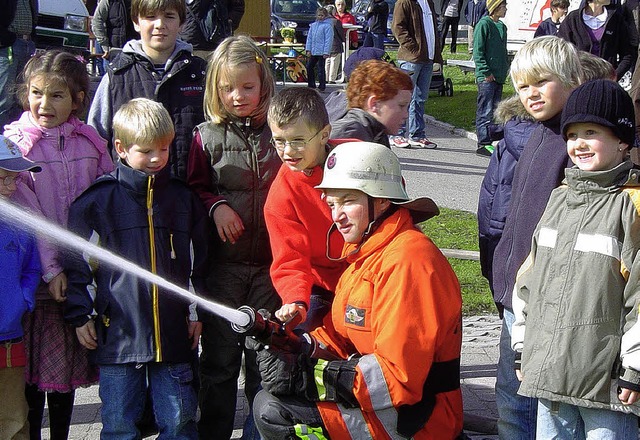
[0,0,37,127]
[364,0,389,49]
[92,0,139,59]
[558,0,637,80]
[179,0,245,56]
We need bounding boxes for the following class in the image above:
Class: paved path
[43,315,501,440]
[39,87,502,438]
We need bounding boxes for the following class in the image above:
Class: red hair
[347,60,413,109]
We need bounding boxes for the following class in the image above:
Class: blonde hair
[113,98,175,149]
[510,36,583,89]
[203,36,275,124]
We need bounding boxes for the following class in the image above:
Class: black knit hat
[561,79,636,147]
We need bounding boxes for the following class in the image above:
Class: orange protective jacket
[311,208,463,439]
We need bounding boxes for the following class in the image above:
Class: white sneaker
[390,136,410,148]
[409,137,438,149]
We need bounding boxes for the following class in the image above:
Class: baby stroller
[430,62,454,96]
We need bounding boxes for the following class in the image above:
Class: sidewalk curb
[426,114,478,143]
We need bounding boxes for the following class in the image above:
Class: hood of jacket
[5,112,109,158]
[121,39,194,69]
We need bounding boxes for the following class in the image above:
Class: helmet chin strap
[325,197,398,262]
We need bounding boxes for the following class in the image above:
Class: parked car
[352,0,396,45]
[35,0,90,52]
[270,0,322,43]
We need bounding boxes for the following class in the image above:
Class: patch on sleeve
[345,305,365,327]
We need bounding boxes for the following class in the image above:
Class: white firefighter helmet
[317,141,439,223]
[316,141,410,199]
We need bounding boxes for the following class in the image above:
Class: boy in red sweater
[265,88,347,331]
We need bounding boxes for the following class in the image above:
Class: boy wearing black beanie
[512,79,640,437]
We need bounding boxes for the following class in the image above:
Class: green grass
[419,207,497,316]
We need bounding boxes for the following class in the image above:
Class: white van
[35,0,90,51]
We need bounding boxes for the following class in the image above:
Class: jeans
[253,389,326,439]
[0,38,35,127]
[398,60,434,140]
[99,362,198,440]
[306,55,327,90]
[496,309,537,440]
[363,32,385,50]
[476,79,503,146]
[537,398,638,440]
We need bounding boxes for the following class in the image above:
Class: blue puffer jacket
[0,219,40,342]
[477,96,536,298]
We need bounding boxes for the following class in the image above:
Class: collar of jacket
[564,160,638,192]
[112,42,193,74]
[542,112,562,134]
[228,113,267,131]
[342,208,413,263]
[115,159,170,201]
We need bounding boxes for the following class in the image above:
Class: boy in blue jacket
[64,99,209,439]
[0,135,41,439]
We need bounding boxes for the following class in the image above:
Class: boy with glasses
[264,87,348,331]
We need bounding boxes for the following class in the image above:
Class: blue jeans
[99,363,198,440]
[537,398,638,440]
[398,60,434,140]
[476,79,503,146]
[0,38,35,127]
[363,32,385,50]
[496,309,537,440]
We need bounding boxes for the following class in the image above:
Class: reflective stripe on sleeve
[538,227,557,249]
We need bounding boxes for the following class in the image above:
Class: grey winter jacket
[189,118,281,265]
[330,108,390,148]
[512,161,640,414]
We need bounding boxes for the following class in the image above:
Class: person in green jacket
[473,0,509,157]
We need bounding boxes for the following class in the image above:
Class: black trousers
[253,389,327,440]
[440,15,461,53]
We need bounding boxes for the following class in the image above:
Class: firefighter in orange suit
[251,141,463,439]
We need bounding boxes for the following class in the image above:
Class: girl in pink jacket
[4,50,114,439]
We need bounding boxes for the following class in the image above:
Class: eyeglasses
[270,128,323,152]
[0,175,16,187]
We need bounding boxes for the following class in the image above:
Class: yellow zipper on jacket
[146,175,162,362]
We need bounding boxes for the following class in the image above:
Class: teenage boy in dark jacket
[65,99,209,439]
[364,0,388,49]
[88,0,207,181]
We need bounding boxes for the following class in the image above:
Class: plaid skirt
[23,298,98,392]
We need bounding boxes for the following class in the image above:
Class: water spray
[0,197,251,328]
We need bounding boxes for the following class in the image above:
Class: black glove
[298,357,360,408]
[249,339,302,396]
